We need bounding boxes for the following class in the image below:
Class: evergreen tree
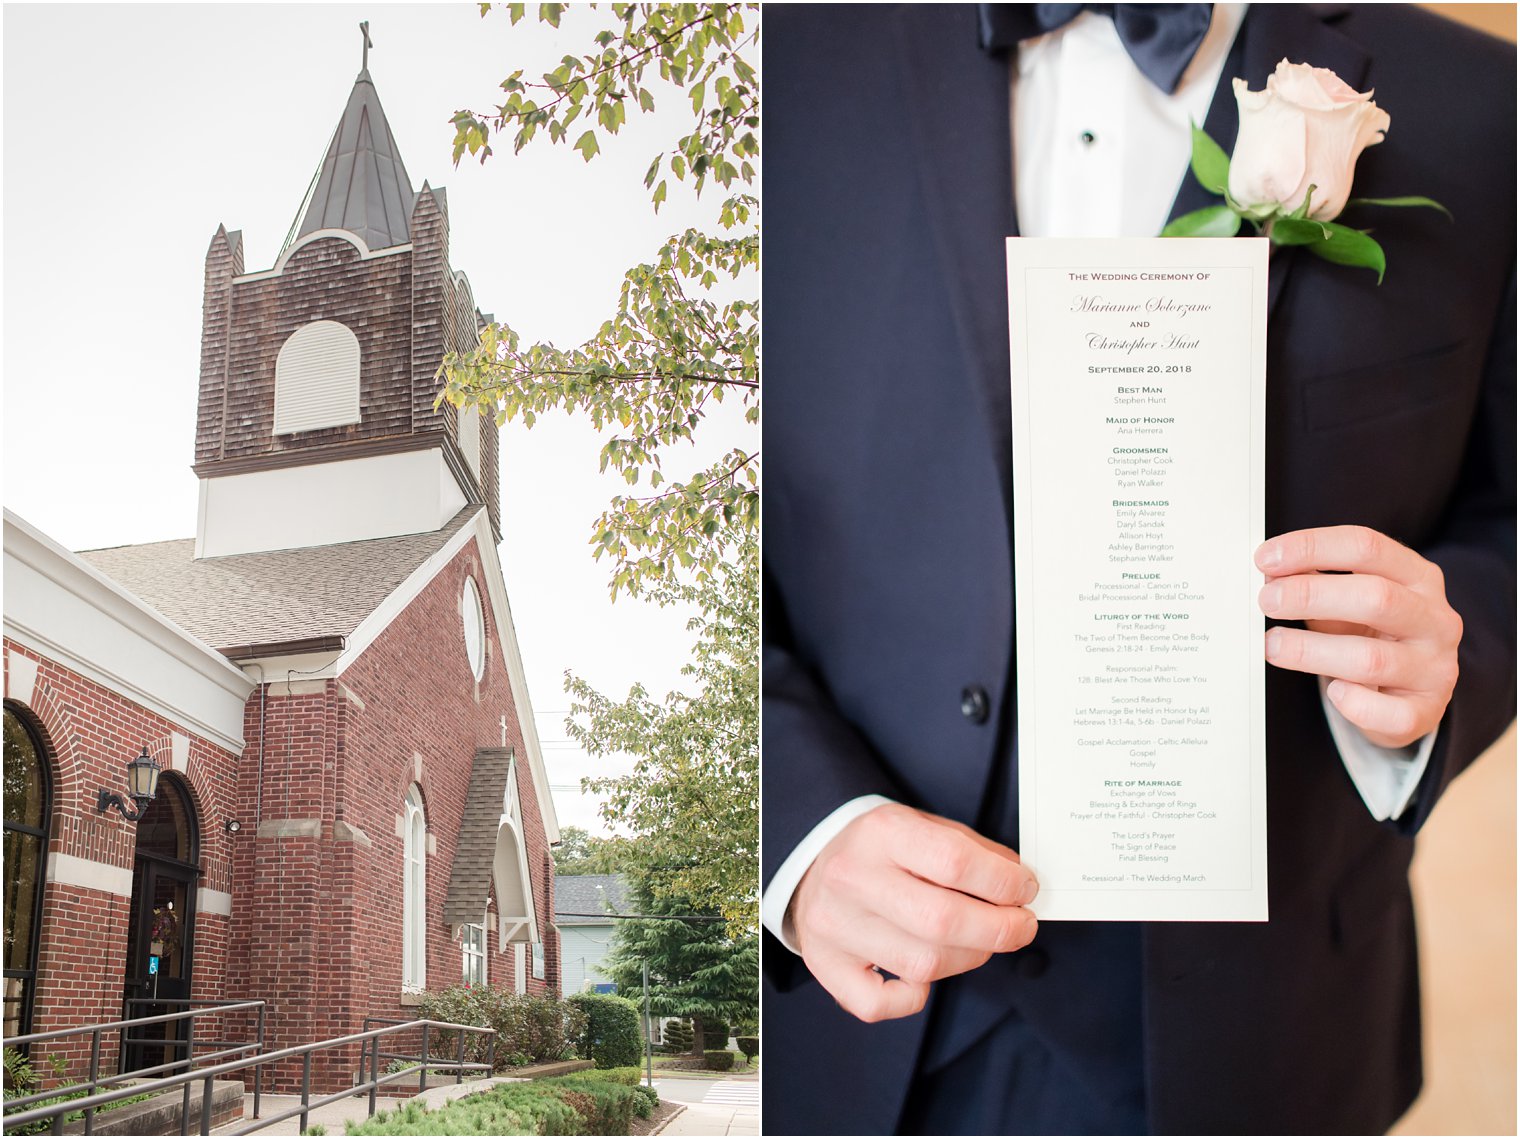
[598,874,757,1056]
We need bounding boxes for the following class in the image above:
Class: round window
[462,576,485,680]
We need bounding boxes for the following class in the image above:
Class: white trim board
[4,510,252,754]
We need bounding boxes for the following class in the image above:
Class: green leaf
[1269,216,1332,246]
[1287,184,1317,220]
[1343,195,1453,221]
[1188,120,1231,196]
[574,130,600,161]
[1308,222,1387,284]
[1161,205,1241,238]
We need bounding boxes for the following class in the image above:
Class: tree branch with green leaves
[565,538,757,932]
[451,3,758,210]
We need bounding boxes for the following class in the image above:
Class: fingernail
[1259,582,1282,613]
[1264,627,1282,658]
[1257,543,1282,571]
[1017,877,1039,906]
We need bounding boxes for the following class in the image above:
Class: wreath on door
[149,905,181,957]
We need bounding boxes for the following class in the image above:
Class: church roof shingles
[554,874,630,926]
[444,746,515,927]
[77,507,477,658]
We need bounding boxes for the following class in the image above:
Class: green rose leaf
[1188,120,1232,196]
[1344,195,1453,221]
[1309,222,1387,284]
[1161,205,1242,239]
[1269,216,1332,246]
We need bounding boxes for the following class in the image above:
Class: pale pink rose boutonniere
[1162,59,1450,282]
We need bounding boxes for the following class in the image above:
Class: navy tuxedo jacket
[762,4,1515,1134]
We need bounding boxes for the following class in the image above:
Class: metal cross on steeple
[360,20,372,71]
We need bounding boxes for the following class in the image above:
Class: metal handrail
[3,999,266,1135]
[361,1016,498,1097]
[2,1018,496,1136]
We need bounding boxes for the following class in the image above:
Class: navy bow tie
[978,4,1214,94]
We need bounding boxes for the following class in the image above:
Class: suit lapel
[1168,4,1371,316]
[893,5,1019,522]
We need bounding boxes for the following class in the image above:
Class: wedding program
[1008,238,1268,922]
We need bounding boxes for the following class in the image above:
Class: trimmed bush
[597,1066,645,1086]
[567,992,643,1069]
[662,1018,694,1053]
[736,1036,758,1062]
[701,1020,731,1051]
[704,1049,735,1071]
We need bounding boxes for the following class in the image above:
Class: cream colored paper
[1009,237,1268,922]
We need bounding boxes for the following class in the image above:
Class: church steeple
[192,23,498,560]
[285,23,414,255]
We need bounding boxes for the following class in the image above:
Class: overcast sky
[2,4,755,836]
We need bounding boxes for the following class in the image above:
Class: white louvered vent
[458,404,482,481]
[273,320,361,434]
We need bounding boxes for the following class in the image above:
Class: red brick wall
[219,535,558,1091]
[3,641,242,1083]
[338,534,559,1007]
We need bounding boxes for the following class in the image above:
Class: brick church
[3,56,560,1090]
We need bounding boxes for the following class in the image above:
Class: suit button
[1017,947,1049,979]
[960,685,990,724]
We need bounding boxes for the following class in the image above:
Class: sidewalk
[657,1100,759,1136]
[213,1091,408,1136]
[656,1074,759,1136]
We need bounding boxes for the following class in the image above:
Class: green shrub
[703,1049,735,1071]
[736,1036,758,1062]
[596,1066,644,1086]
[662,1018,693,1052]
[347,1072,649,1135]
[566,992,643,1069]
[701,1020,731,1050]
[2,1048,153,1137]
[415,986,587,1072]
[631,1083,659,1117]
[539,1074,645,1133]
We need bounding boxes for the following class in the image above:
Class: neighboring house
[555,874,630,994]
[2,58,558,1094]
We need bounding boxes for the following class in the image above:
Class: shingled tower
[192,57,498,558]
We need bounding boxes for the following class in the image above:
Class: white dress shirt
[762,4,1434,953]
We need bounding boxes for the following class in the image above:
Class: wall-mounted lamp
[97,746,162,822]
[224,819,243,835]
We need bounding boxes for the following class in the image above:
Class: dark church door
[122,776,198,1074]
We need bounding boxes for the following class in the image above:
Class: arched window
[402,785,427,990]
[3,705,51,1042]
[462,577,485,681]
[273,320,361,434]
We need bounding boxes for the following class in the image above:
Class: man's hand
[1257,525,1462,749]
[788,803,1039,1023]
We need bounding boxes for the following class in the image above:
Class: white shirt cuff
[760,794,896,955]
[1320,675,1436,822]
